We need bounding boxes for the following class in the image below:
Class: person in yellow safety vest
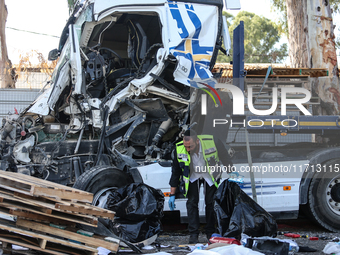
[169,129,233,244]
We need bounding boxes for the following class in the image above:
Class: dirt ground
[2,217,339,254]
[139,217,340,254]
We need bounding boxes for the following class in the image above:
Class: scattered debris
[323,242,340,254]
[209,236,241,245]
[283,233,308,238]
[245,238,290,255]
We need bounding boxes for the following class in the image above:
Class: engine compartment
[0,4,218,185]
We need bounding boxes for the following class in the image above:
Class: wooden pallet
[0,218,99,255]
[1,188,115,220]
[54,202,114,220]
[16,218,119,252]
[0,191,98,227]
[0,171,93,203]
[0,207,76,227]
[0,232,94,255]
[0,172,120,254]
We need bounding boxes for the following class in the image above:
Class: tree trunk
[286,0,309,68]
[286,0,339,115]
[0,0,15,88]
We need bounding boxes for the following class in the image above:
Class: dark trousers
[186,179,217,235]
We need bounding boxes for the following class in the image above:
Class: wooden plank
[0,234,95,255]
[0,190,98,223]
[39,238,47,249]
[8,209,76,227]
[1,187,113,220]
[1,241,9,249]
[2,203,97,227]
[0,193,53,214]
[246,75,310,78]
[213,64,328,78]
[55,202,115,220]
[0,218,98,253]
[0,198,98,227]
[0,237,66,255]
[12,190,93,210]
[33,187,93,203]
[16,218,119,252]
[0,172,93,203]
[0,178,33,196]
[0,206,16,219]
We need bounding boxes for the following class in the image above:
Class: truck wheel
[308,160,340,232]
[73,166,133,208]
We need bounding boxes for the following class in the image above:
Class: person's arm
[170,187,177,195]
[169,149,181,210]
[169,149,182,190]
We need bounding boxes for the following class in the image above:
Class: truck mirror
[48,49,59,61]
[224,0,241,9]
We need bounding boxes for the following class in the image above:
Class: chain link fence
[15,71,51,89]
[0,67,52,89]
[0,68,51,122]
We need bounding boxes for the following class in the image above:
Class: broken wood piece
[16,218,119,252]
[0,193,98,227]
[0,218,98,254]
[0,171,93,203]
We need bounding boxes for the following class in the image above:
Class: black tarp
[107,183,164,243]
[214,180,278,238]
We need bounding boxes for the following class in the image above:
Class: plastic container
[209,236,241,245]
[284,233,300,238]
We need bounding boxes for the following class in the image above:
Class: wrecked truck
[2,0,340,236]
[0,0,233,209]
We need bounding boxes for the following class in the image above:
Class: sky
[4,0,339,64]
[5,0,69,64]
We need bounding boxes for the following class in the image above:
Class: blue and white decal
[167,1,218,87]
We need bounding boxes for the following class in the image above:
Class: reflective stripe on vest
[176,142,191,197]
[176,135,219,197]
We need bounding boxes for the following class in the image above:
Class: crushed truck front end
[0,0,225,186]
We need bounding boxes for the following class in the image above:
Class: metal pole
[245,128,257,202]
[74,128,84,154]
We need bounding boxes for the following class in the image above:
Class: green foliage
[332,0,340,12]
[217,11,288,63]
[67,0,76,14]
[270,0,288,35]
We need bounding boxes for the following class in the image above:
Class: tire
[73,165,133,208]
[307,159,340,232]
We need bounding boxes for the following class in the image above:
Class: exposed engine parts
[0,2,223,187]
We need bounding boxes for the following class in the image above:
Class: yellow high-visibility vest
[176,135,219,197]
